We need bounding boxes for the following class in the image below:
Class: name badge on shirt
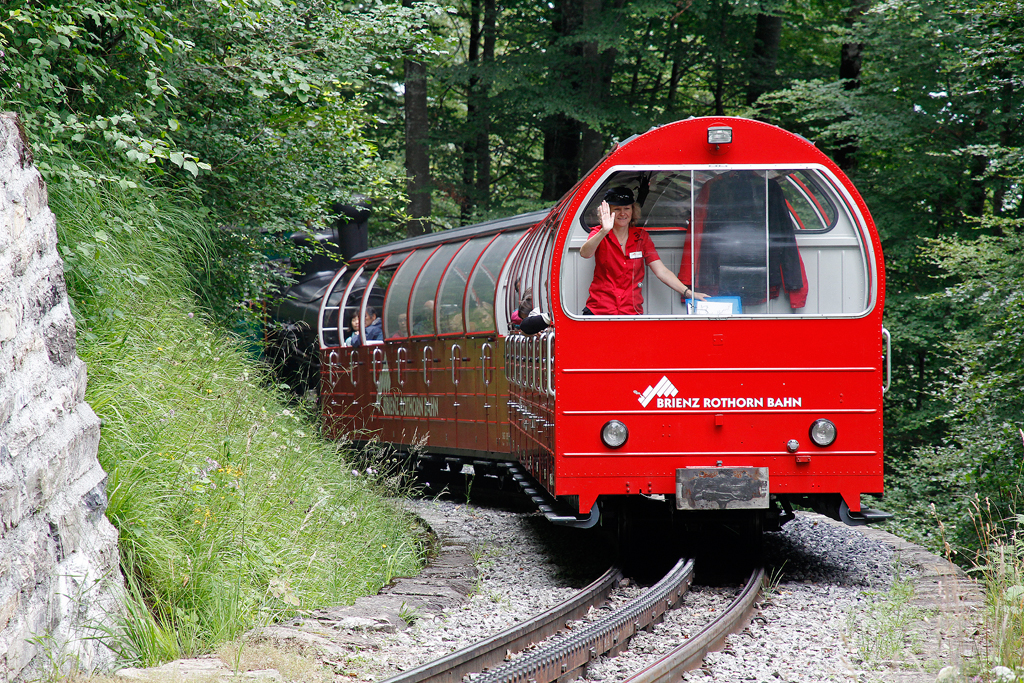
[629,251,643,259]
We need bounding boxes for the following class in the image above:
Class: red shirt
[584,226,661,315]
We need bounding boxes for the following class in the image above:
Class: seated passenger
[513,293,550,334]
[352,307,383,346]
[580,187,707,315]
[412,299,434,336]
[510,287,530,328]
[467,302,495,333]
[389,312,408,339]
[342,314,360,346]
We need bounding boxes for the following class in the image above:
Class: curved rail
[378,565,623,683]
[624,566,765,683]
[473,558,696,683]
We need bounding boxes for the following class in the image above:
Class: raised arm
[579,201,614,259]
[649,260,708,300]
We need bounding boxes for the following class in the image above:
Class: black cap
[603,187,634,206]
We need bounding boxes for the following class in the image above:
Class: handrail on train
[545,331,555,397]
[882,327,892,394]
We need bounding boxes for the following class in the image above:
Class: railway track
[378,560,764,683]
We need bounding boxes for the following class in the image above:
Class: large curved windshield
[563,167,870,318]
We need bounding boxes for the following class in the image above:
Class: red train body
[317,117,889,529]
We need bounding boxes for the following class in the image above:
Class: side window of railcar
[411,242,462,336]
[691,170,782,310]
[777,171,837,232]
[437,238,489,335]
[569,171,694,317]
[364,261,399,341]
[384,250,430,339]
[518,225,546,316]
[338,261,385,345]
[320,269,352,348]
[563,168,870,317]
[468,231,521,334]
[535,225,556,314]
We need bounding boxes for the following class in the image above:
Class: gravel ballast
[119,498,984,683]
[329,501,962,683]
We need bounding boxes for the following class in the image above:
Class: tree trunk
[542,0,609,200]
[629,22,654,100]
[967,117,989,224]
[461,0,482,222]
[475,0,495,210]
[405,54,431,236]
[834,0,869,171]
[667,59,681,112]
[746,12,783,107]
[839,0,869,89]
[542,113,582,201]
[543,0,584,200]
[713,1,728,115]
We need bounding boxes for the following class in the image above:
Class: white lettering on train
[377,394,439,417]
[656,397,703,408]
[644,395,804,409]
[700,397,767,408]
[767,397,802,407]
[636,377,801,410]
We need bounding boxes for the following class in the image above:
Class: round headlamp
[601,420,629,448]
[809,419,837,447]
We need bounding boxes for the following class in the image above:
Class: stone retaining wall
[0,112,123,681]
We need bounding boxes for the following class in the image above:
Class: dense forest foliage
[2,0,1023,562]
[1,1,436,664]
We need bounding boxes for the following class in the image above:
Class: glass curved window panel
[365,264,397,341]
[579,171,695,231]
[692,170,771,308]
[383,250,430,340]
[511,225,546,321]
[410,242,463,337]
[467,232,520,334]
[319,267,350,348]
[776,171,837,232]
[437,237,490,335]
[563,166,871,318]
[536,225,556,313]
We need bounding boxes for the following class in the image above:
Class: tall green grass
[49,176,424,664]
[960,498,1024,677]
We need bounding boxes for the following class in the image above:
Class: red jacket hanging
[678,172,807,309]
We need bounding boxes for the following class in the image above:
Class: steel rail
[377,565,623,683]
[623,566,766,683]
[472,558,696,683]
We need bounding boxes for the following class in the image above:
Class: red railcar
[317,117,890,531]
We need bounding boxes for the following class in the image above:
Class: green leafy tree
[757,0,1024,551]
[0,1,201,183]
[758,0,993,466]
[412,0,855,225]
[158,0,439,314]
[900,0,1024,553]
[2,0,438,324]
[909,226,1024,555]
